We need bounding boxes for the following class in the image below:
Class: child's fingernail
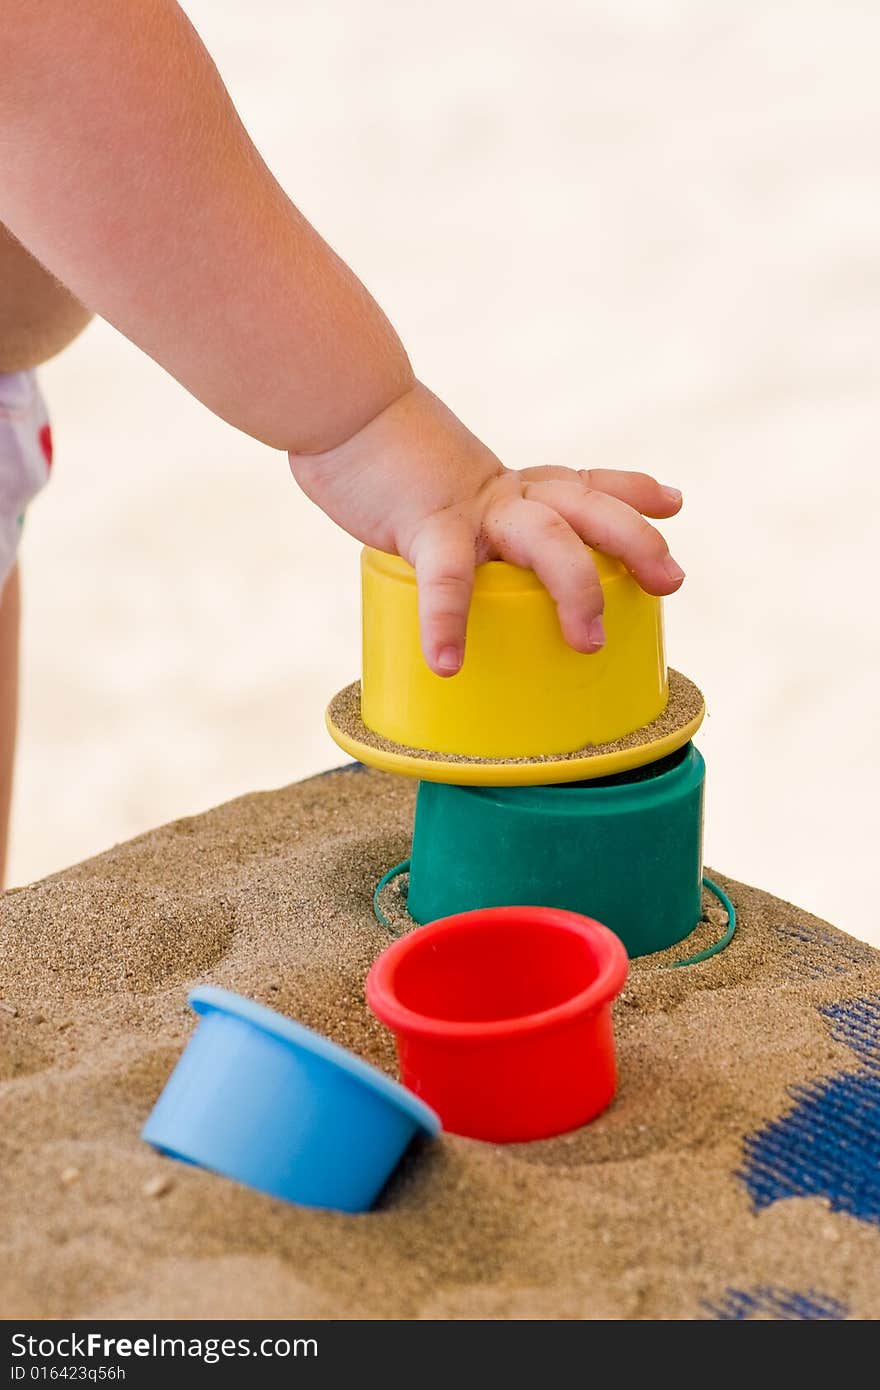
[663,556,685,583]
[587,617,606,649]
[661,485,682,504]
[436,646,462,674]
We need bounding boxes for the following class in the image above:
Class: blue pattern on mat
[774,921,876,980]
[741,996,880,1224]
[703,1286,848,1320]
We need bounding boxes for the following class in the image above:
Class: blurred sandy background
[11,1,880,943]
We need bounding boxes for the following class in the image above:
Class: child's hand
[290,382,684,677]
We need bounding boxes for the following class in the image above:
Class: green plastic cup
[405,743,705,958]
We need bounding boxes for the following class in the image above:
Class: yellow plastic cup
[360,547,667,759]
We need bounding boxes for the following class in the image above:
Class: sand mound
[2,765,880,1320]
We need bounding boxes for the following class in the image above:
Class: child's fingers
[483,497,606,653]
[409,514,477,677]
[579,468,682,518]
[519,465,682,518]
[519,479,685,595]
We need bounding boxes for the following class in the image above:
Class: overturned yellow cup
[360,546,665,757]
[328,546,678,773]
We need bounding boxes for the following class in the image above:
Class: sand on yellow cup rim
[359,546,667,759]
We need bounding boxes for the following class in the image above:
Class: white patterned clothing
[0,371,52,593]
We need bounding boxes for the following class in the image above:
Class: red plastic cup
[366,906,629,1143]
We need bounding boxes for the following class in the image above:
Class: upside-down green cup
[405,743,705,958]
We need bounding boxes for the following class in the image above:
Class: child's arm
[2,0,684,675]
[2,0,411,451]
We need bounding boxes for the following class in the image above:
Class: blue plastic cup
[142,986,440,1212]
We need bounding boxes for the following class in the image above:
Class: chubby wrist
[288,381,505,557]
[287,356,417,457]
[288,375,422,467]
[290,381,501,493]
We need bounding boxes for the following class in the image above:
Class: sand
[3,763,880,1321]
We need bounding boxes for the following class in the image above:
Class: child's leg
[0,564,19,887]
[0,230,88,887]
[0,371,55,889]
